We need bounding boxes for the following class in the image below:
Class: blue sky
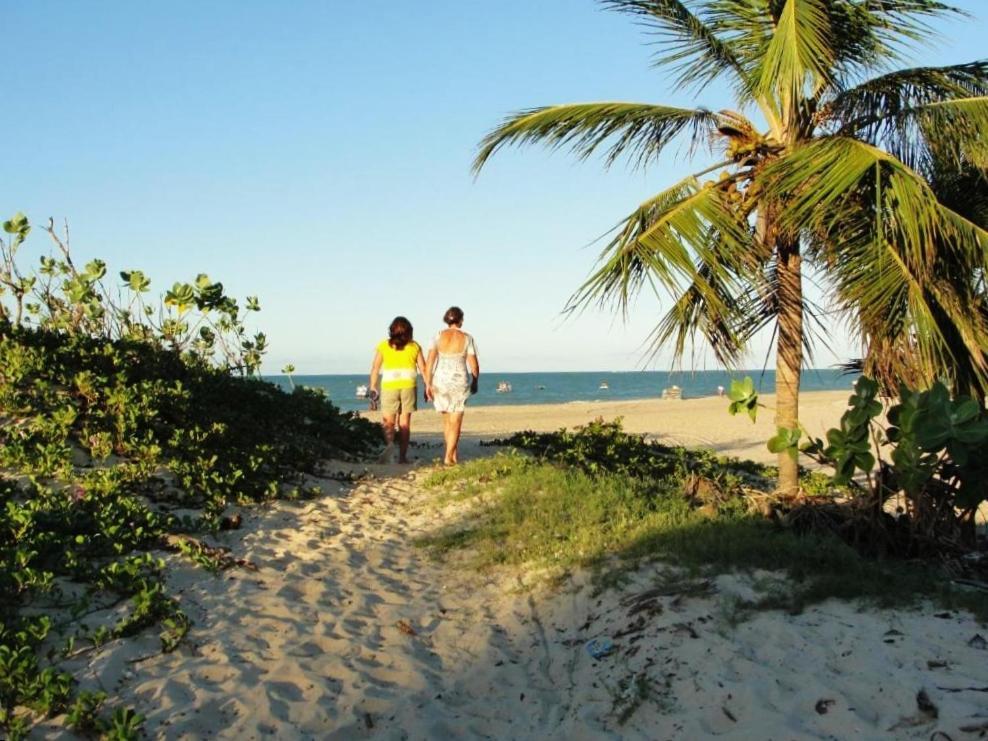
[5,1,986,373]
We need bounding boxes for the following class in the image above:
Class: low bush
[0,213,380,735]
[485,417,831,498]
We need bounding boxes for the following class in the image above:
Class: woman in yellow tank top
[368,316,432,464]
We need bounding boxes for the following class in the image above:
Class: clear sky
[5,1,986,373]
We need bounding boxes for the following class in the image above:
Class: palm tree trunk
[775,237,803,496]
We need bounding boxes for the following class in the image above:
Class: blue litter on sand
[585,638,615,659]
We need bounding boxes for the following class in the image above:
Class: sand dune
[41,449,988,740]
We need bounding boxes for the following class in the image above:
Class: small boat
[598,381,609,390]
[496,381,512,393]
[536,384,546,391]
[355,384,369,399]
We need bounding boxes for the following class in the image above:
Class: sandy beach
[401,389,853,465]
[32,391,988,739]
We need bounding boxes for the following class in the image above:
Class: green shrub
[801,376,988,551]
[0,213,381,735]
[486,418,776,493]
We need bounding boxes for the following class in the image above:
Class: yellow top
[377,339,421,390]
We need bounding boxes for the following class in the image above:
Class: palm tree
[473,0,988,494]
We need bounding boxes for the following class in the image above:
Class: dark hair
[443,306,464,326]
[388,316,413,350]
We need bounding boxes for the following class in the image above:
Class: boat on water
[496,381,512,393]
[355,384,369,399]
[598,381,609,390]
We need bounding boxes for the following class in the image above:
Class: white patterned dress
[430,331,477,413]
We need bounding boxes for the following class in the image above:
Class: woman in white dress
[426,306,480,465]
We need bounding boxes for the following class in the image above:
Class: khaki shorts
[381,387,417,415]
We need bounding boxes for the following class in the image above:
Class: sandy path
[46,458,988,740]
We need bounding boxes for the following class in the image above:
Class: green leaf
[853,451,876,473]
[954,419,988,444]
[84,259,107,281]
[726,376,759,422]
[951,399,980,425]
[120,270,151,293]
[164,283,196,315]
[853,375,879,400]
[767,426,801,459]
[800,436,822,451]
[727,376,754,402]
[2,211,29,234]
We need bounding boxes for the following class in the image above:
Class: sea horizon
[268,368,859,414]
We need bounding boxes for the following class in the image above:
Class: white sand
[38,393,988,739]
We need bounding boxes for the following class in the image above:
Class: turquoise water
[269,369,857,414]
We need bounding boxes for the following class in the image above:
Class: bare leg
[441,412,453,465]
[398,412,412,463]
[448,412,464,464]
[379,413,396,463]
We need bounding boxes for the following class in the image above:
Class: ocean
[268,369,858,414]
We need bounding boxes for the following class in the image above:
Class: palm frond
[764,136,988,388]
[648,250,751,368]
[828,228,988,393]
[927,158,988,228]
[647,250,830,369]
[910,97,988,169]
[757,0,835,103]
[830,1,964,75]
[761,136,988,273]
[828,62,988,129]
[829,64,988,168]
[706,0,775,76]
[567,173,752,319]
[863,0,964,43]
[603,0,749,93]
[472,103,717,174]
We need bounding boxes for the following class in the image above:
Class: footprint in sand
[193,665,239,685]
[276,584,305,601]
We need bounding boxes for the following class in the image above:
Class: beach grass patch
[419,454,988,619]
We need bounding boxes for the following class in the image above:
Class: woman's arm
[418,346,433,400]
[369,350,383,393]
[424,348,438,382]
[468,353,480,394]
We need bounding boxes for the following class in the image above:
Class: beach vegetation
[0,214,380,735]
[419,422,988,619]
[796,375,988,554]
[842,148,988,399]
[473,0,988,496]
[728,372,988,553]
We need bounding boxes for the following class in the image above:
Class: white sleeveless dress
[430,331,477,413]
